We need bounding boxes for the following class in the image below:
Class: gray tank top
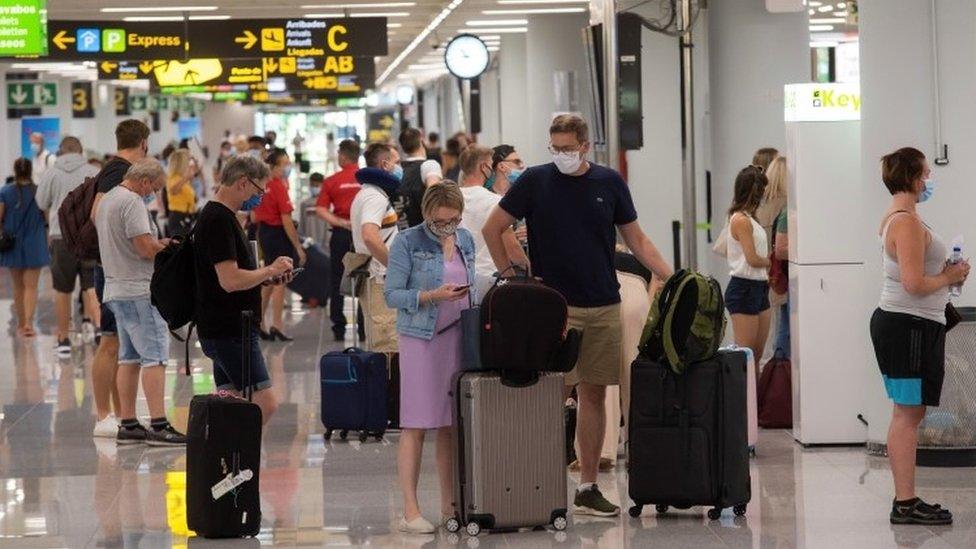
[879,212,948,324]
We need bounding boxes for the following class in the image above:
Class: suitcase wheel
[733,504,747,517]
[445,516,461,533]
[465,521,481,536]
[551,514,567,531]
[655,504,669,515]
[628,505,643,518]
[707,508,722,520]
[324,429,333,441]
[339,430,348,440]
[359,431,369,443]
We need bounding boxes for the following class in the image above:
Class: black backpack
[399,159,425,228]
[151,231,197,374]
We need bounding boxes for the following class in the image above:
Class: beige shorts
[565,304,623,386]
[362,278,398,353]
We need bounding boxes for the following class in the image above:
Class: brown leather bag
[757,351,793,428]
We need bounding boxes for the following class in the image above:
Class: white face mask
[552,151,583,175]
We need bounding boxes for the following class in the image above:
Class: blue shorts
[724,276,771,315]
[106,298,170,367]
[93,264,117,335]
[200,333,272,393]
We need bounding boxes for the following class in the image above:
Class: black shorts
[870,308,946,407]
[724,276,770,315]
[49,238,94,293]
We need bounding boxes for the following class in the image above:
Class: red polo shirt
[316,164,361,221]
[253,177,293,226]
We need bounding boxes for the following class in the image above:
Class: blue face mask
[507,168,523,184]
[143,192,156,206]
[484,175,496,191]
[918,179,935,203]
[241,193,263,211]
[30,143,41,154]
[391,164,404,181]
[283,166,293,180]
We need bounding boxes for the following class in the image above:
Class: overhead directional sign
[6,82,56,108]
[0,1,48,56]
[71,81,93,118]
[129,94,147,112]
[46,20,184,61]
[188,18,387,59]
[114,87,129,115]
[97,59,156,80]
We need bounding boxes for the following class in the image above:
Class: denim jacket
[384,224,478,340]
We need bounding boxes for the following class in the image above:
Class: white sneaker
[56,338,72,357]
[93,414,120,438]
[398,516,435,534]
[81,321,96,344]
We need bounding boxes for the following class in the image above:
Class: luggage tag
[211,469,253,500]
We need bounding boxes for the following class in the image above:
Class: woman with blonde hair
[384,181,477,533]
[758,156,790,354]
[165,149,197,237]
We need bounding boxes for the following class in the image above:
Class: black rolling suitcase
[186,311,263,538]
[627,350,751,520]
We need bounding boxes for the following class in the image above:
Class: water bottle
[949,246,963,297]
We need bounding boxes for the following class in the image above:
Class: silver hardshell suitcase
[447,371,568,536]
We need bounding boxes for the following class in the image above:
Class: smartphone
[453,284,471,292]
[290,267,305,276]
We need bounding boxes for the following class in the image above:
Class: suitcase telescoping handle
[241,310,254,402]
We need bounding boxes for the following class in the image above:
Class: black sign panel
[114,87,130,116]
[47,21,185,61]
[71,82,94,118]
[188,18,388,60]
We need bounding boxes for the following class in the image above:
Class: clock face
[444,34,490,79]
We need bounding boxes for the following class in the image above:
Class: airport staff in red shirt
[316,139,364,341]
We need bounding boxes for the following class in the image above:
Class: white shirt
[459,185,502,280]
[32,149,55,183]
[727,213,769,281]
[350,184,399,280]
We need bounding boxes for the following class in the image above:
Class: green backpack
[639,269,726,374]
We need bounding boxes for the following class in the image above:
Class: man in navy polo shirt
[483,114,673,517]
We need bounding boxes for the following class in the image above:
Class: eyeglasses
[501,157,525,169]
[548,143,584,154]
[246,177,265,195]
[430,217,462,229]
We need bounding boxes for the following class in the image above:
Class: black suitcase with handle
[186,311,263,538]
[627,350,751,520]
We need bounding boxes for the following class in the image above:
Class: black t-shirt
[400,159,425,228]
[193,201,261,339]
[499,162,638,307]
[95,157,131,194]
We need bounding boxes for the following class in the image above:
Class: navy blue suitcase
[288,244,330,307]
[320,347,388,442]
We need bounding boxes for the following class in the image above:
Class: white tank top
[879,212,948,324]
[727,213,769,281]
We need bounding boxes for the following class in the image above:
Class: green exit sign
[0,1,48,56]
[6,82,56,107]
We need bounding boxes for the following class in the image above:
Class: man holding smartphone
[192,155,294,424]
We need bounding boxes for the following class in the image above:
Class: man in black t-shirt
[483,114,673,518]
[397,127,428,228]
[90,119,151,440]
[194,155,294,424]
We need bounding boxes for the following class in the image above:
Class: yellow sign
[52,30,75,50]
[279,57,296,74]
[261,28,285,52]
[235,30,257,50]
[153,59,224,87]
[100,61,117,73]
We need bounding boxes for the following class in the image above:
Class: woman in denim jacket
[384,182,477,534]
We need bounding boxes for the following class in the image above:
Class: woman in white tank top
[869,147,969,525]
[724,166,772,379]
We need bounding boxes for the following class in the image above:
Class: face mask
[30,143,41,154]
[484,175,496,191]
[552,151,582,175]
[283,166,293,180]
[507,168,523,184]
[241,193,263,211]
[918,179,935,203]
[391,164,404,181]
[143,192,156,206]
[427,219,458,238]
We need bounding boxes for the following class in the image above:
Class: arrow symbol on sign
[37,85,53,104]
[100,61,118,73]
[52,30,75,51]
[235,30,258,50]
[140,62,154,74]
[185,69,200,84]
[10,85,27,104]
[265,59,279,74]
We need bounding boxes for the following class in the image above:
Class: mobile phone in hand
[290,267,305,277]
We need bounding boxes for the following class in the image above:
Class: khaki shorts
[362,278,398,353]
[565,304,623,386]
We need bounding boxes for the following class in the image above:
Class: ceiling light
[810,18,845,23]
[487,46,499,51]
[837,2,847,7]
[305,11,410,17]
[484,8,585,14]
[408,63,444,70]
[388,23,403,28]
[807,1,822,5]
[475,35,501,40]
[808,9,815,15]
[122,15,231,21]
[497,0,589,3]
[817,5,834,12]
[810,41,839,48]
[102,6,217,12]
[377,0,465,85]
[466,19,527,26]
[302,2,416,7]
[458,27,527,33]
[835,11,848,16]
[809,25,835,31]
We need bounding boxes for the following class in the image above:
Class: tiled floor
[1,279,975,548]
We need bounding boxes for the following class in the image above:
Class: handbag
[711,218,729,257]
[437,247,483,370]
[945,302,962,332]
[340,251,372,297]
